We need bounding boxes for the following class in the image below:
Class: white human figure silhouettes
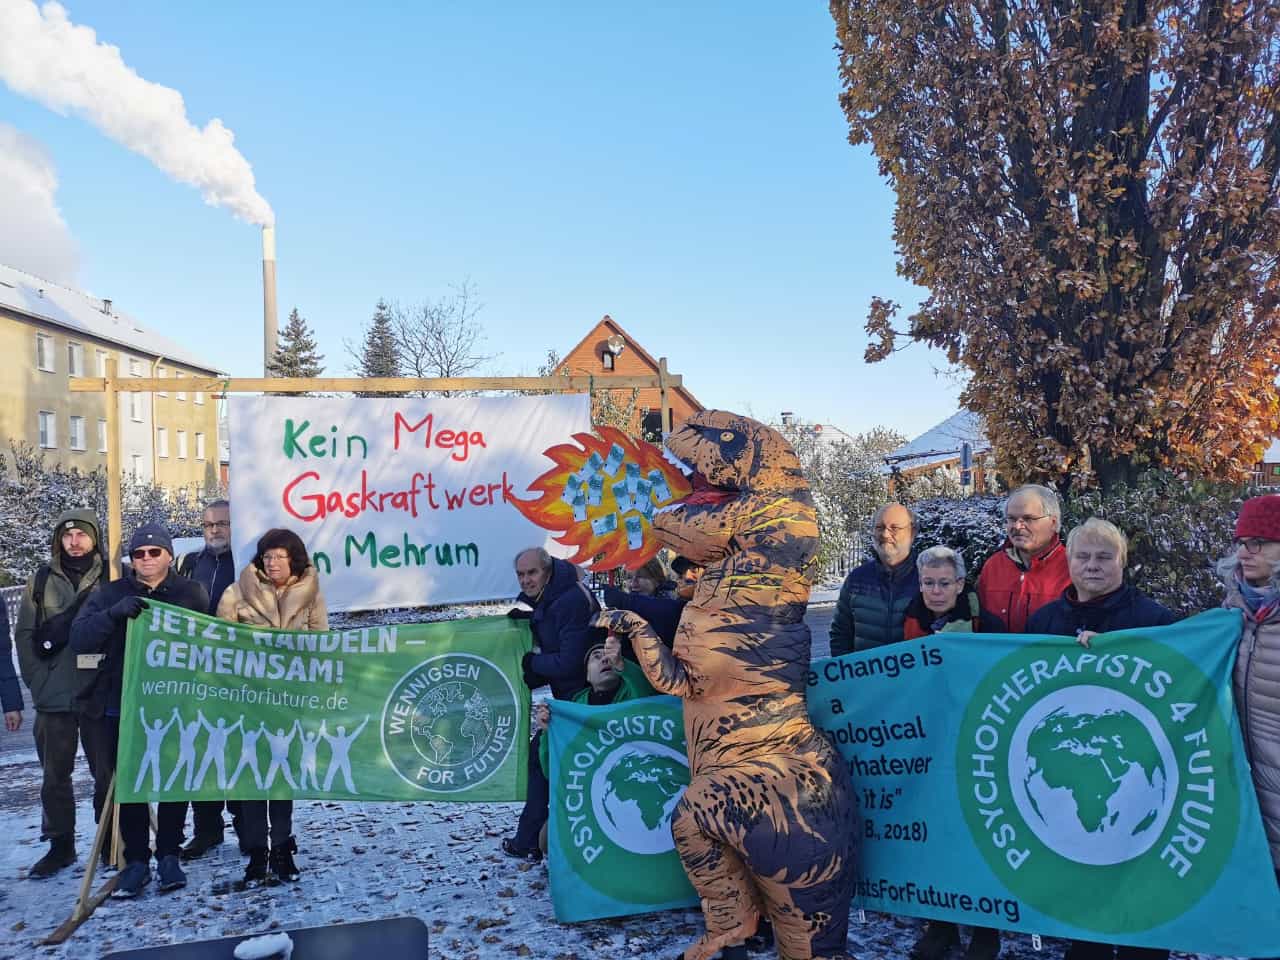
[296,719,321,791]
[193,713,242,790]
[135,706,178,793]
[164,707,203,791]
[322,716,370,794]
[262,722,298,789]
[228,720,265,790]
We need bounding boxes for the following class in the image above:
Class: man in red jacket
[976,483,1071,634]
[913,484,1072,960]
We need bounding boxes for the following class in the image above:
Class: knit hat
[128,523,173,557]
[584,641,608,668]
[1236,496,1280,542]
[59,517,97,546]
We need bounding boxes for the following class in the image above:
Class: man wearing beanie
[504,635,655,863]
[15,509,109,878]
[71,521,208,898]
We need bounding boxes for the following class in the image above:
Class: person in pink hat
[1221,494,1280,902]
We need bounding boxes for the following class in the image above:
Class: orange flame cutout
[511,426,692,570]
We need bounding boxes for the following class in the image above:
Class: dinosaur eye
[720,431,735,442]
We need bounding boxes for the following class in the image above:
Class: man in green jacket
[15,509,109,878]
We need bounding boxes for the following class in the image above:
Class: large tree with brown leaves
[832,0,1280,492]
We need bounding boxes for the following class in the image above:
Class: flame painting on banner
[510,426,692,570]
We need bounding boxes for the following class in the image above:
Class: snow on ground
[0,600,1212,959]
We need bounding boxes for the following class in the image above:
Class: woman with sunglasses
[216,527,327,887]
[1221,495,1280,901]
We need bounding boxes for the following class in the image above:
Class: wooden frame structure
[71,360,679,577]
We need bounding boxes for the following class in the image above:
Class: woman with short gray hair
[902,545,1002,640]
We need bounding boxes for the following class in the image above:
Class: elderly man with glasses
[829,502,920,655]
[71,523,209,899]
[976,483,1072,635]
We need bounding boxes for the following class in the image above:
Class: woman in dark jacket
[1028,517,1175,960]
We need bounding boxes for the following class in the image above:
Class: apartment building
[0,262,222,490]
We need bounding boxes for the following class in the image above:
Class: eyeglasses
[1006,515,1049,528]
[920,578,958,590]
[202,521,229,530]
[262,552,291,564]
[131,547,165,560]
[1234,537,1276,555]
[873,524,911,535]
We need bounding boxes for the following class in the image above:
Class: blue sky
[0,1,963,439]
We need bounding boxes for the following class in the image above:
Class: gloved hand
[507,607,532,620]
[521,652,543,690]
[110,596,148,621]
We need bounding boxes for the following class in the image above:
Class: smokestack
[262,225,277,372]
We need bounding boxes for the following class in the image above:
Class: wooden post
[658,357,671,438]
[104,358,122,581]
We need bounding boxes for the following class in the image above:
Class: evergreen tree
[266,308,325,384]
[355,300,403,397]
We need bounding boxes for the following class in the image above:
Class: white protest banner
[228,395,591,611]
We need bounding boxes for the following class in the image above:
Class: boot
[180,831,224,861]
[911,921,961,960]
[269,836,301,882]
[965,927,1001,960]
[244,847,269,886]
[29,835,76,878]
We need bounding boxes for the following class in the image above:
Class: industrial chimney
[262,225,278,373]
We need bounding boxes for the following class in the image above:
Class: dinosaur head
[663,410,806,498]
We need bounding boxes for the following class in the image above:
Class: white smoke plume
[0,0,274,225]
[0,123,79,283]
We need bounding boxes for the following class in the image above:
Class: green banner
[546,695,698,922]
[118,602,532,803]
[809,609,1280,957]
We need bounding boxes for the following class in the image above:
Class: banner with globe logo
[119,603,532,803]
[545,695,699,922]
[808,608,1280,956]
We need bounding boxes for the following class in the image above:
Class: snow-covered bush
[909,494,1007,581]
[0,442,206,585]
[1064,472,1250,617]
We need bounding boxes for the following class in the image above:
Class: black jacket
[71,569,208,717]
[603,587,684,648]
[0,601,21,713]
[1026,584,1177,636]
[522,559,604,700]
[177,547,236,614]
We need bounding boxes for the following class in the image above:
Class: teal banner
[545,695,698,922]
[118,603,532,803]
[809,608,1280,956]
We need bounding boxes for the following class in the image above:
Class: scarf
[1236,571,1280,621]
[59,550,96,589]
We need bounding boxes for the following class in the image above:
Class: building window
[128,357,141,377]
[97,350,109,376]
[36,333,55,372]
[176,380,186,401]
[194,390,205,405]
[98,418,108,453]
[157,366,168,397]
[130,454,142,476]
[157,427,169,458]
[196,432,206,460]
[38,411,56,448]
[602,351,615,370]
[129,392,143,422]
[69,416,86,451]
[67,341,84,376]
[177,430,188,460]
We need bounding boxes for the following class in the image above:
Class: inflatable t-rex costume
[597,410,855,960]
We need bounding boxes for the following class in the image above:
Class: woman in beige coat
[217,527,326,886]
[1221,495,1280,893]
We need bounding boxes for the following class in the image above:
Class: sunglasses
[131,547,165,560]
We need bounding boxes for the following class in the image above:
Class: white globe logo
[1008,685,1178,866]
[590,742,689,855]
